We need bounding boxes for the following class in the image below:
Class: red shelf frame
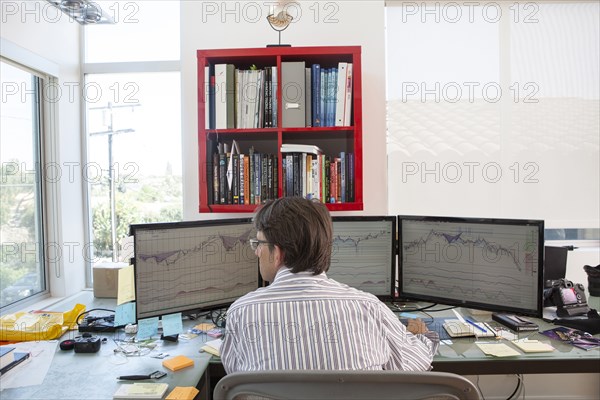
[197,46,363,213]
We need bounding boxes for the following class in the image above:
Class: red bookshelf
[197,46,363,213]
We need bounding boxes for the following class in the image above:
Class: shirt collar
[272,267,328,282]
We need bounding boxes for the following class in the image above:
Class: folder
[281,61,306,127]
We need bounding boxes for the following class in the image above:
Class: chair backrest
[213,370,482,400]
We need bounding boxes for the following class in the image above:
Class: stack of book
[281,61,353,128]
[205,64,278,129]
[281,144,354,203]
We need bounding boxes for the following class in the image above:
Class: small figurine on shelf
[266,8,293,47]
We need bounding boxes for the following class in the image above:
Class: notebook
[113,382,169,399]
[443,319,496,338]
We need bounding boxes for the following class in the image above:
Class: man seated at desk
[221,197,439,372]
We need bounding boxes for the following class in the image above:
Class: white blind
[385,1,599,229]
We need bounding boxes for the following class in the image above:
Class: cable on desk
[210,308,227,328]
[390,302,438,313]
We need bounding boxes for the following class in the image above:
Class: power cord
[209,308,227,328]
[506,374,523,400]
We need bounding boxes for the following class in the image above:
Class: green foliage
[91,175,182,260]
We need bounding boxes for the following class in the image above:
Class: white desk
[0,292,211,400]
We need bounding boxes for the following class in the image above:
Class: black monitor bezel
[330,215,397,300]
[397,215,545,318]
[129,218,259,321]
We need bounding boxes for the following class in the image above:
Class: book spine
[335,62,347,127]
[213,153,219,204]
[261,155,268,203]
[232,154,239,204]
[305,67,312,127]
[272,66,278,128]
[254,152,261,204]
[226,64,235,129]
[219,148,226,204]
[347,153,354,202]
[311,64,321,127]
[286,154,293,197]
[340,152,346,203]
[273,154,278,199]
[239,153,245,205]
[267,155,273,201]
[244,155,250,204]
[249,147,255,204]
[344,63,353,126]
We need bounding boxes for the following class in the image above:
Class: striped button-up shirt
[221,267,439,373]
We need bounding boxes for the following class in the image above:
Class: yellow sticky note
[166,386,200,400]
[117,264,135,305]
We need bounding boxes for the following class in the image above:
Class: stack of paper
[512,339,554,353]
[201,339,223,357]
[113,382,168,399]
[443,319,496,338]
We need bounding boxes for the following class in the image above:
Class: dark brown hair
[253,197,333,274]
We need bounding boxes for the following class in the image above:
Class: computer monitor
[398,215,545,317]
[130,218,259,320]
[544,246,568,283]
[329,216,396,299]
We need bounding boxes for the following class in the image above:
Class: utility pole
[89,102,140,262]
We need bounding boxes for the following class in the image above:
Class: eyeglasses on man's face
[249,239,271,251]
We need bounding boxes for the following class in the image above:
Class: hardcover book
[0,352,30,376]
[492,313,539,332]
[0,346,15,369]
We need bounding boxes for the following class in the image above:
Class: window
[83,1,182,264]
[0,60,46,308]
[85,72,182,262]
[85,0,180,63]
[385,1,599,235]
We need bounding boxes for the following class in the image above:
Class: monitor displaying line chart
[398,216,544,317]
[130,219,258,320]
[329,217,396,298]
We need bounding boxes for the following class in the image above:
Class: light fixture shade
[46,0,114,24]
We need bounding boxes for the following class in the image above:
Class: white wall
[181,0,387,220]
[1,0,87,298]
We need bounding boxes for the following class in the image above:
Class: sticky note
[162,355,194,371]
[114,302,136,326]
[137,317,159,340]
[117,265,135,305]
[162,313,183,337]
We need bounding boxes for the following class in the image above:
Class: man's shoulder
[227,286,273,312]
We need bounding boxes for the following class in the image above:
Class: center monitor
[329,216,397,299]
[130,218,259,320]
[398,215,544,317]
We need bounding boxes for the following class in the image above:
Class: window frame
[0,41,61,311]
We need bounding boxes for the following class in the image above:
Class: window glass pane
[1,61,45,308]
[85,0,180,63]
[85,72,182,262]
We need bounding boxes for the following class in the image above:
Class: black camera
[544,279,590,318]
[74,333,102,353]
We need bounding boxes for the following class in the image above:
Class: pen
[117,375,151,380]
[465,318,487,333]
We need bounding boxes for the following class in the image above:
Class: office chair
[213,370,482,400]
